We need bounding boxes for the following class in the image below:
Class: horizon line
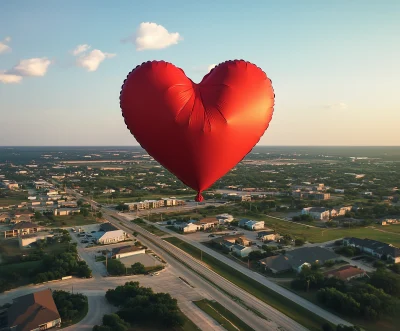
[1,145,400,148]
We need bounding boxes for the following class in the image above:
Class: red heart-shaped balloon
[120,60,274,201]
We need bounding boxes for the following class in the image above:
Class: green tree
[131,262,146,275]
[107,259,126,276]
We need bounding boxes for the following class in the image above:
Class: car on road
[208,234,215,237]
[150,272,160,276]
[91,231,96,233]
[81,240,89,243]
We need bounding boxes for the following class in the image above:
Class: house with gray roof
[259,246,340,274]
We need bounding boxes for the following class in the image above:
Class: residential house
[7,182,19,190]
[241,195,252,202]
[343,237,400,263]
[259,246,340,274]
[324,265,366,281]
[53,208,80,216]
[14,210,34,219]
[232,244,253,257]
[7,289,61,331]
[110,245,145,259]
[0,212,10,222]
[257,229,278,242]
[3,222,43,238]
[211,234,252,247]
[259,255,292,274]
[301,207,330,221]
[216,214,234,224]
[197,218,219,230]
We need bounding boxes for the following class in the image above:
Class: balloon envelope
[120,60,275,201]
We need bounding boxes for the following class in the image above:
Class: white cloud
[123,22,182,51]
[207,64,217,72]
[9,57,52,76]
[75,49,116,72]
[72,44,91,55]
[0,72,22,84]
[0,36,12,54]
[325,102,348,110]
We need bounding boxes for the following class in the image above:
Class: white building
[232,244,253,257]
[97,230,127,244]
[110,245,145,259]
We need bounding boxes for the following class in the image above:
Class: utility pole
[105,254,108,270]
[248,258,250,269]
[200,249,203,261]
[306,279,310,292]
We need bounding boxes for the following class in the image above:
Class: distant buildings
[293,191,331,200]
[125,198,185,211]
[53,208,80,216]
[173,218,219,233]
[6,289,61,331]
[301,207,330,221]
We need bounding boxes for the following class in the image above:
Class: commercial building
[53,208,80,216]
[2,222,43,238]
[6,289,61,331]
[257,229,278,241]
[95,222,127,245]
[110,245,145,259]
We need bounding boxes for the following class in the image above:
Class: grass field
[244,215,400,246]
[50,215,100,227]
[0,192,28,207]
[131,219,168,236]
[194,299,255,331]
[164,237,332,331]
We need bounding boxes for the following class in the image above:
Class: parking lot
[119,253,162,268]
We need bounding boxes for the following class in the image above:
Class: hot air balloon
[120,60,275,201]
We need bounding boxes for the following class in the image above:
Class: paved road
[136,218,353,328]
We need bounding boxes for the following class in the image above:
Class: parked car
[91,231,96,233]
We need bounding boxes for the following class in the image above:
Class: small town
[0,146,399,331]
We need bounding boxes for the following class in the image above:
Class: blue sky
[0,0,399,146]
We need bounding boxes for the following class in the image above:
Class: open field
[49,214,100,228]
[194,299,255,331]
[0,192,28,207]
[243,215,400,246]
[164,237,332,331]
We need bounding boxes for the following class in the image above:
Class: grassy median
[194,299,255,331]
[164,237,333,331]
